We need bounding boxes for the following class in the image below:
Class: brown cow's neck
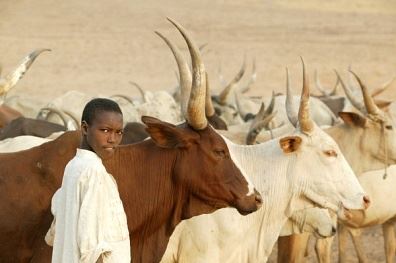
[105,140,193,263]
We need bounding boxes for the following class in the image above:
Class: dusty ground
[1,0,395,262]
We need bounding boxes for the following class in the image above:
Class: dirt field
[1,0,395,262]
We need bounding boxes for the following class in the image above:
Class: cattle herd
[0,18,395,263]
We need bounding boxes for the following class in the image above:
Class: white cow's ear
[339,112,367,127]
[142,116,199,148]
[279,136,302,154]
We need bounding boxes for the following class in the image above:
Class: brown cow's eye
[385,125,393,130]
[324,150,338,157]
[214,149,226,158]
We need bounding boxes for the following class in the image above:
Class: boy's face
[82,111,124,160]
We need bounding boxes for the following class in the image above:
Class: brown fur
[0,117,259,263]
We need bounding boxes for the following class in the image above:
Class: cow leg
[348,227,368,263]
[382,221,396,263]
[337,224,350,263]
[314,236,334,263]
[277,233,310,263]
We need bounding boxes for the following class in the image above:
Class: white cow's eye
[324,150,337,157]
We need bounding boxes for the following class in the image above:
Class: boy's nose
[107,133,116,143]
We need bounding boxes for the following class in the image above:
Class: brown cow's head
[143,116,261,217]
[146,18,262,218]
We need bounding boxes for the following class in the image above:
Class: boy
[45,98,131,263]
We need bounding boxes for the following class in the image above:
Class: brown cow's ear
[142,116,197,148]
[339,112,367,127]
[279,136,302,154]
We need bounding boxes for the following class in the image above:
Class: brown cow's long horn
[156,31,192,116]
[285,67,298,127]
[371,76,396,97]
[205,72,215,117]
[168,18,207,129]
[349,70,382,116]
[299,58,314,134]
[0,49,51,96]
[334,69,366,114]
[218,58,246,105]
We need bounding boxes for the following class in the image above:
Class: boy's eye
[102,129,109,133]
[117,130,124,135]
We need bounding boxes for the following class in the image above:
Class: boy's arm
[77,168,112,263]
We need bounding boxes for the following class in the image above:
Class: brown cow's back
[0,131,80,262]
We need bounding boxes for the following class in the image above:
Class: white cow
[161,61,368,263]
[277,71,396,263]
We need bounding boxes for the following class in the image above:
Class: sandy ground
[1,0,396,262]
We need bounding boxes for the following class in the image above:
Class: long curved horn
[156,31,192,116]
[218,58,246,105]
[371,76,396,97]
[314,69,329,96]
[63,110,81,129]
[241,58,257,94]
[37,107,68,129]
[249,102,265,129]
[329,73,340,96]
[349,70,382,117]
[234,90,249,119]
[0,49,51,96]
[246,111,277,145]
[129,81,147,103]
[168,18,207,129]
[285,67,298,127]
[299,58,314,134]
[205,72,215,117]
[334,69,366,114]
[110,94,134,104]
[264,91,275,116]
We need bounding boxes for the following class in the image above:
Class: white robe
[45,149,131,263]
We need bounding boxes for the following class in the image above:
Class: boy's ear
[81,121,88,135]
[141,116,199,148]
[339,112,367,127]
[279,136,302,154]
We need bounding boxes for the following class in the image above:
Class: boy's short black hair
[81,98,123,125]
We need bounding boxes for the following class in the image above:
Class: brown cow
[0,18,262,263]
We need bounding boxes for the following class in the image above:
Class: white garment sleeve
[77,167,113,263]
[45,189,62,246]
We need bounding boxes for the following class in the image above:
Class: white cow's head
[330,71,396,175]
[282,60,369,221]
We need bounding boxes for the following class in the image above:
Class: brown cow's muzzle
[234,189,263,215]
